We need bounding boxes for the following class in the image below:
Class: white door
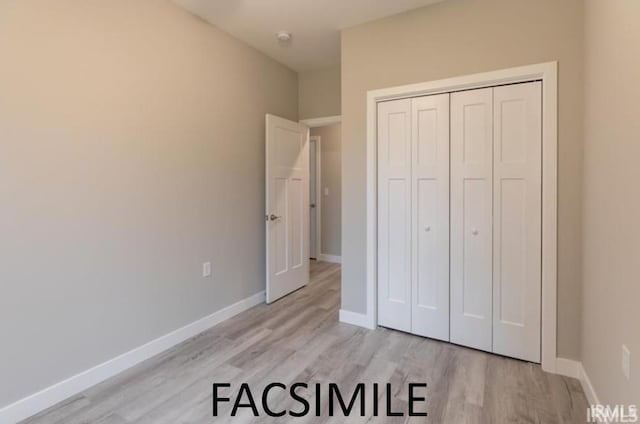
[377,99,412,332]
[266,114,310,304]
[411,94,450,341]
[450,88,494,352]
[492,82,542,362]
[309,138,318,259]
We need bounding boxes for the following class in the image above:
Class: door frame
[300,115,342,128]
[362,62,558,373]
[309,135,322,260]
[300,115,342,263]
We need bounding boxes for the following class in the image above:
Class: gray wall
[0,0,298,407]
[582,0,640,406]
[311,124,342,257]
[341,0,585,359]
[299,66,342,120]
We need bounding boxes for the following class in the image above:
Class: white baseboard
[578,363,600,406]
[553,358,600,406]
[555,357,581,379]
[339,309,375,330]
[318,253,341,264]
[0,291,265,424]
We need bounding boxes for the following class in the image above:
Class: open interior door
[266,114,310,303]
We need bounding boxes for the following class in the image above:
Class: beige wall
[299,65,341,119]
[0,0,297,407]
[341,0,584,359]
[582,0,640,405]
[311,123,342,256]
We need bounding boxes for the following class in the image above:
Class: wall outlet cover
[202,262,212,278]
[622,344,631,380]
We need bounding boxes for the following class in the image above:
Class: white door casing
[377,99,412,332]
[309,137,319,259]
[450,87,494,353]
[492,81,542,362]
[266,114,310,304]
[411,94,450,341]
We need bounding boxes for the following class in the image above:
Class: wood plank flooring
[22,261,588,423]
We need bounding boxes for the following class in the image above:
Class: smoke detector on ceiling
[276,31,292,43]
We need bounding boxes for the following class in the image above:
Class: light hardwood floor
[22,261,588,423]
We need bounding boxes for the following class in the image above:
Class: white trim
[363,62,559,373]
[300,115,341,128]
[310,136,322,260]
[339,309,375,329]
[319,253,341,264]
[578,363,600,406]
[0,291,266,424]
[555,357,581,379]
[553,358,600,407]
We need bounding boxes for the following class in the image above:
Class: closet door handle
[471,229,479,236]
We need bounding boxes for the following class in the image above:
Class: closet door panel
[492,82,542,363]
[377,99,412,332]
[450,88,493,352]
[411,94,450,341]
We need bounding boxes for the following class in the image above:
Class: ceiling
[172,0,443,72]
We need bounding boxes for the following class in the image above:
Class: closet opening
[363,62,558,372]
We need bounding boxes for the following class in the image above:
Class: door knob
[270,214,281,221]
[310,204,316,208]
[424,226,431,232]
[472,229,479,236]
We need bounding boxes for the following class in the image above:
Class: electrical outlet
[202,262,212,278]
[622,345,631,380]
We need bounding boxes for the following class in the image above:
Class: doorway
[300,115,342,265]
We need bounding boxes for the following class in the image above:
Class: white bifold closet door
[378,81,541,363]
[378,99,411,332]
[450,82,542,362]
[450,87,494,352]
[411,94,450,341]
[492,82,542,363]
[377,99,412,332]
[377,94,450,339]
